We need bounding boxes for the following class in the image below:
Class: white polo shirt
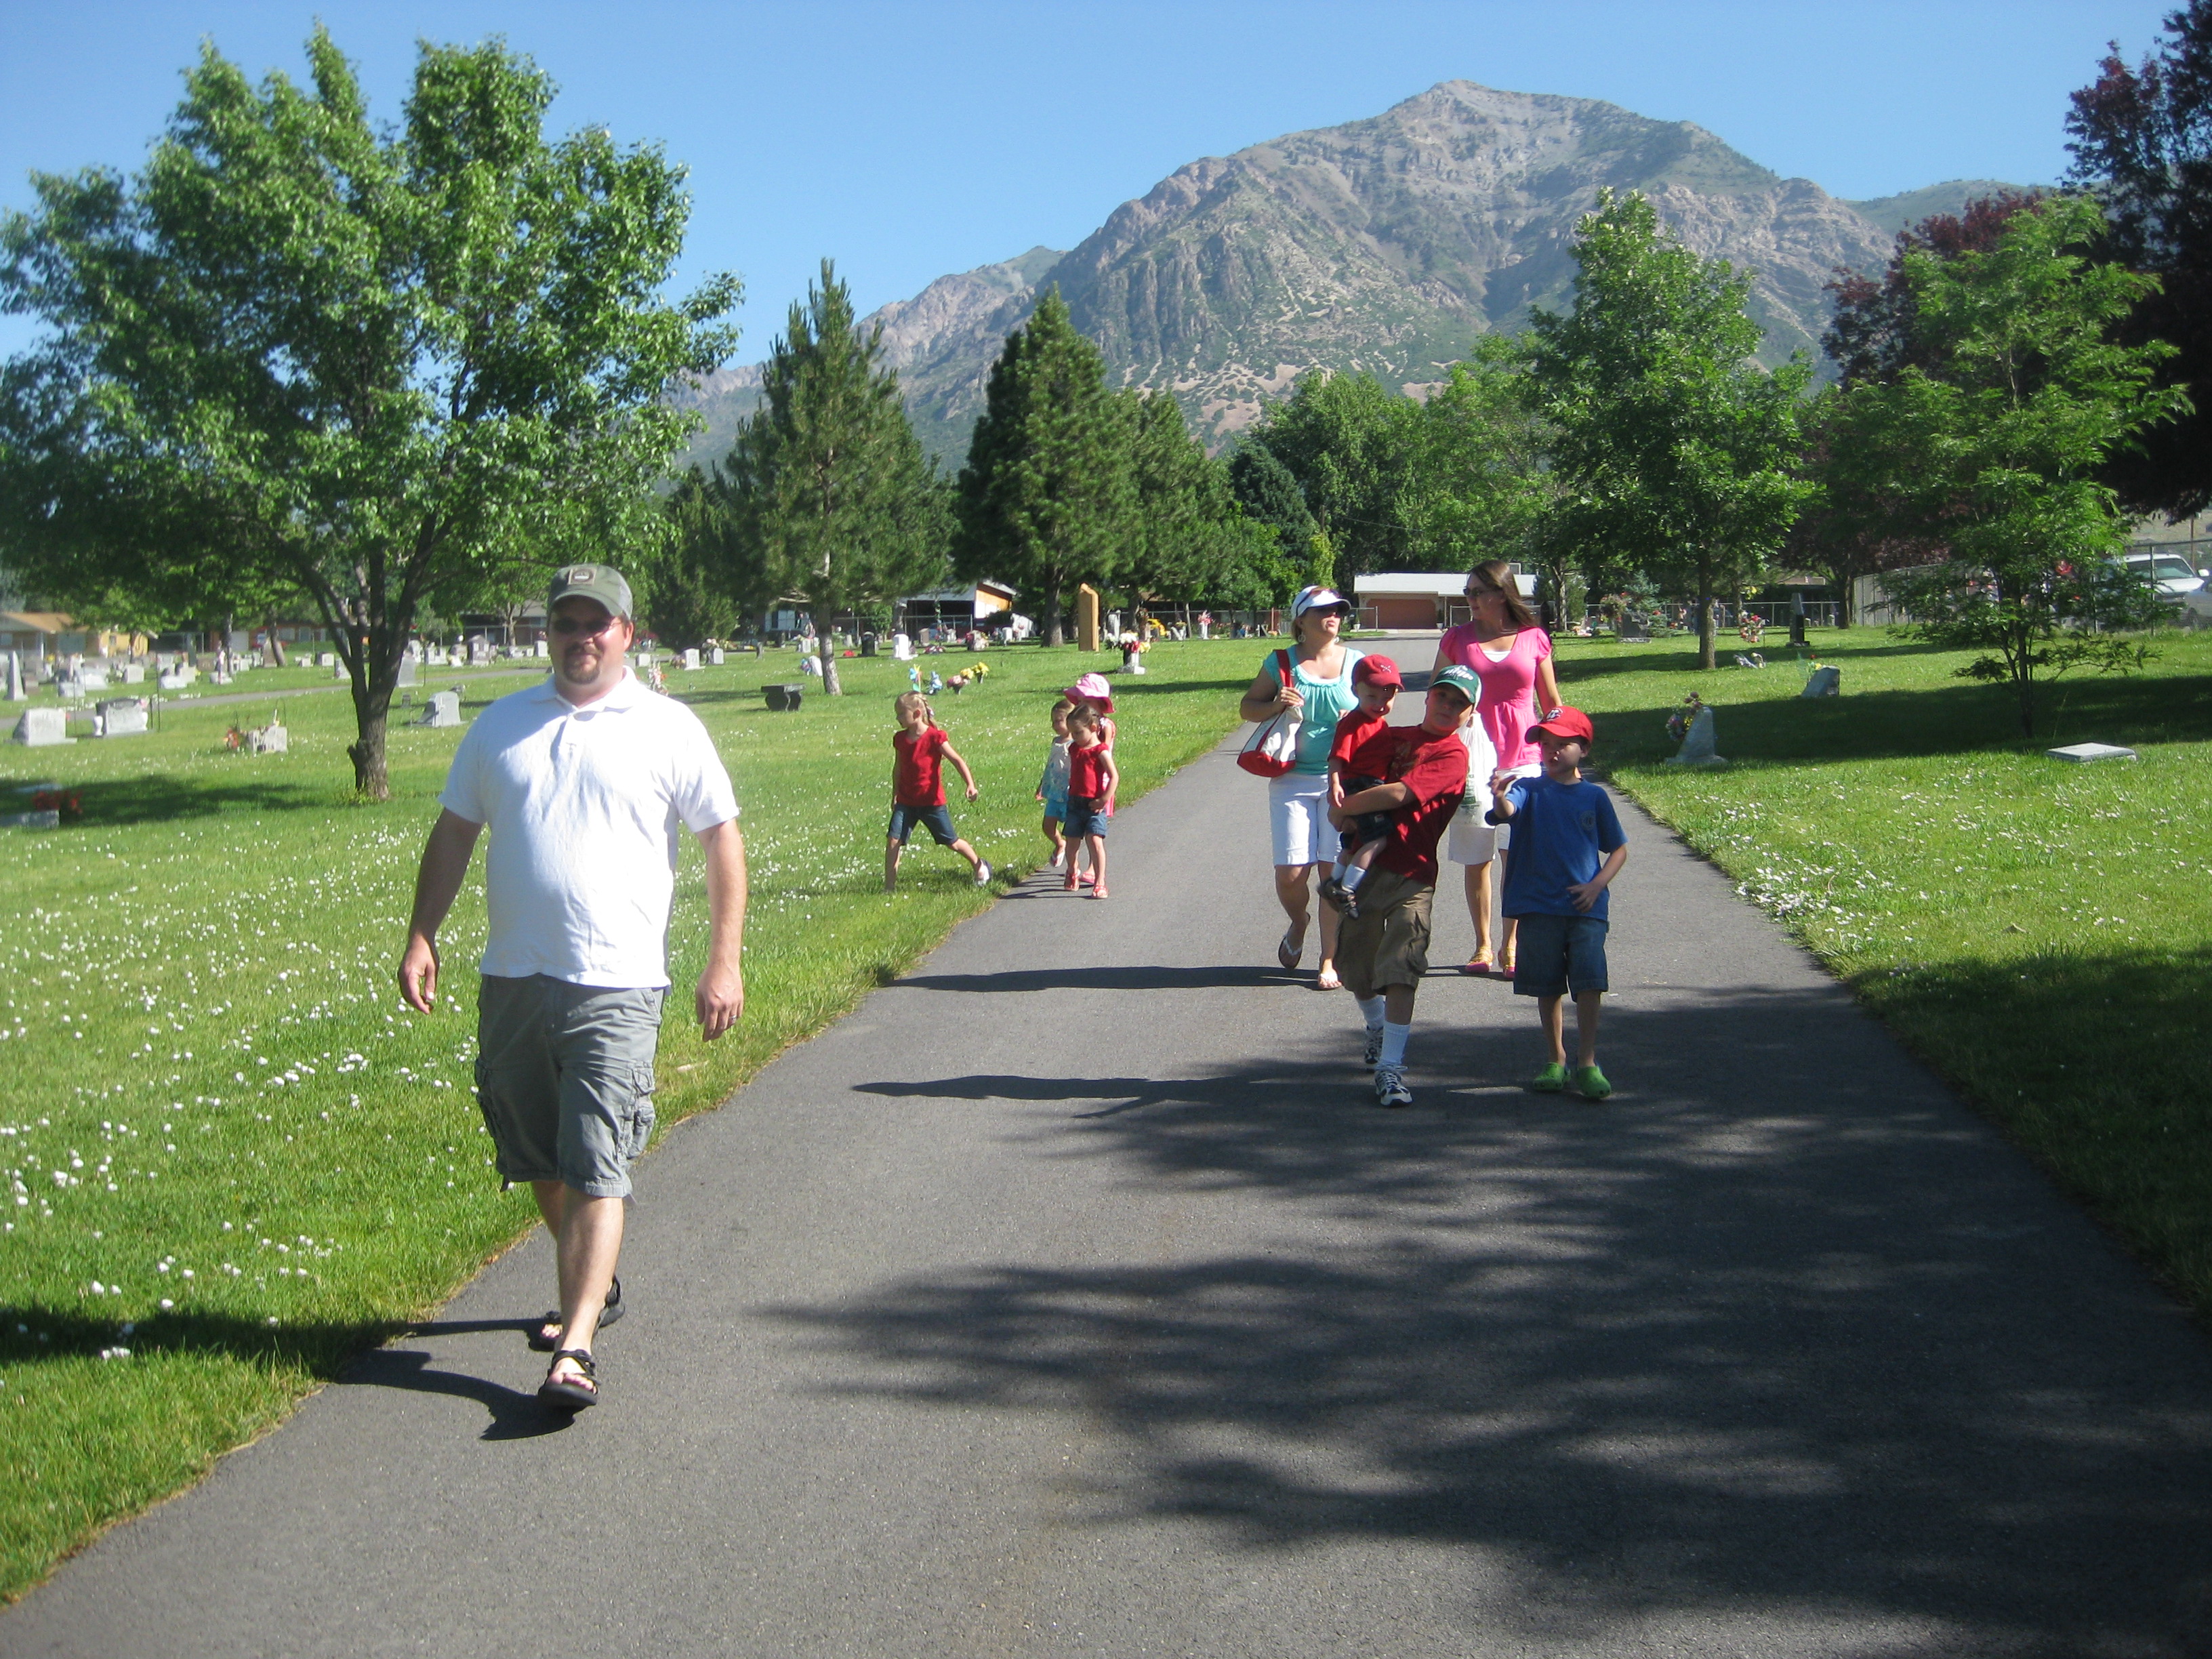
[438,670,739,988]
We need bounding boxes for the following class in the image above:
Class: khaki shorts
[1336,867,1435,1001]
[474,975,663,1198]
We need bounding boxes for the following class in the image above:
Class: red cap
[1351,655,1402,688]
[1530,705,1595,745]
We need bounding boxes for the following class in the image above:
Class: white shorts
[1447,764,1536,865]
[1268,771,1334,868]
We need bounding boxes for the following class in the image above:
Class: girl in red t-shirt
[886,692,991,895]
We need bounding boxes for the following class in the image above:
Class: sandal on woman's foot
[1460,955,1494,977]
[1315,964,1343,992]
[528,1275,623,1353]
[1277,928,1305,972]
[539,1348,598,1411]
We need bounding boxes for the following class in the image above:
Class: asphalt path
[6,724,2211,1657]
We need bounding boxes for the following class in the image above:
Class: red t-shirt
[1342,722,1471,886]
[893,726,949,806]
[1330,708,1385,772]
[1066,739,1109,799]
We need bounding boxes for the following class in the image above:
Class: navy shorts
[1511,912,1610,998]
[888,802,960,846]
[1063,794,1109,839]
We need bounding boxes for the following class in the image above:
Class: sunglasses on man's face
[551,614,618,638]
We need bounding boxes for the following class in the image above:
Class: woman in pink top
[1430,560,1561,976]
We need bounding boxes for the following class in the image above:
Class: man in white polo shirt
[398,563,745,1411]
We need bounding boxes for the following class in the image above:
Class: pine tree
[954,289,1134,647]
[709,260,947,693]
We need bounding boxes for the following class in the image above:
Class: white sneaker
[975,861,992,886]
[1362,1024,1385,1070]
[1372,1067,1412,1108]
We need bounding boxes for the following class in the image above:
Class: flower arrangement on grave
[1665,693,1706,746]
[30,789,82,822]
[1738,613,1766,644]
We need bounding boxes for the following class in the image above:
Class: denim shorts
[888,802,960,846]
[1511,912,1610,998]
[1063,794,1109,839]
[1042,790,1069,822]
[474,975,663,1197]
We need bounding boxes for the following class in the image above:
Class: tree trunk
[344,627,403,801]
[1042,574,1065,647]
[813,605,841,695]
[264,614,289,668]
[1696,559,1717,671]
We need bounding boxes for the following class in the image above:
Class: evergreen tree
[1227,442,1317,557]
[1528,189,1814,670]
[709,260,947,693]
[954,289,1132,646]
[1120,392,1279,607]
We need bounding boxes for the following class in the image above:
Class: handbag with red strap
[1237,649,1302,778]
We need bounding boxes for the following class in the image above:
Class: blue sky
[0,0,2179,361]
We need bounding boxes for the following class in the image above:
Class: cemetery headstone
[0,808,60,831]
[1799,665,1841,698]
[396,657,420,688]
[534,639,549,659]
[1664,706,1728,769]
[469,639,492,667]
[79,666,108,693]
[5,653,23,703]
[684,647,701,672]
[95,698,148,737]
[709,648,725,666]
[317,652,335,668]
[12,708,73,747]
[891,632,912,661]
[2046,742,2137,764]
[121,663,144,684]
[249,723,288,754]
[416,690,462,728]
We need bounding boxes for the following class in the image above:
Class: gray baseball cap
[547,563,634,620]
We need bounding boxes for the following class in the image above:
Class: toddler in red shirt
[1318,654,1404,920]
[1060,703,1120,899]
[885,691,991,894]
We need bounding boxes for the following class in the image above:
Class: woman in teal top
[1237,586,1364,989]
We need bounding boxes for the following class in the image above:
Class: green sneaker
[1530,1062,1569,1092]
[1574,1065,1613,1101]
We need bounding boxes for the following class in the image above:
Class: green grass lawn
[0,636,1267,1599]
[4,623,2208,1599]
[1555,626,2212,1331]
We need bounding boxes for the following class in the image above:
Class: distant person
[1317,655,1404,919]
[398,563,746,1411]
[1036,696,1074,869]
[1329,665,1481,1107]
[1431,559,1561,977]
[1485,706,1628,1100]
[1059,703,1118,899]
[1237,586,1365,988]
[885,691,990,893]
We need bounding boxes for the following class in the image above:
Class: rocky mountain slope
[681,82,2022,465]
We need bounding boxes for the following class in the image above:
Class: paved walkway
[7,731,2211,1658]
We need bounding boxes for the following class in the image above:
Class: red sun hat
[1351,655,1402,688]
[1530,705,1595,745]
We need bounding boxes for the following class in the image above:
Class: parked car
[2124,550,2207,604]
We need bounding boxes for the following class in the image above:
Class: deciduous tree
[2066,0,2212,515]
[1528,189,1815,669]
[0,28,737,796]
[1823,196,2186,735]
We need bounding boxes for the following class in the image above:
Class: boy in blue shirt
[1486,706,1628,1099]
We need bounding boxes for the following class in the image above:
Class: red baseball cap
[1351,655,1402,688]
[1530,706,1595,744]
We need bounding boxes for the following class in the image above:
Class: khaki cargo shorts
[1336,867,1435,1002]
[474,975,663,1199]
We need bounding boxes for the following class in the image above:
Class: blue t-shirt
[1490,775,1626,920]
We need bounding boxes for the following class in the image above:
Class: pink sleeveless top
[1437,623,1553,770]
